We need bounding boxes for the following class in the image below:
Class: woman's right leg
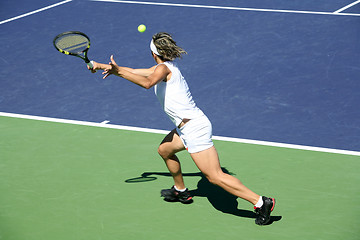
[158,128,186,189]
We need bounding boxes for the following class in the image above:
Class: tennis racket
[53,31,95,69]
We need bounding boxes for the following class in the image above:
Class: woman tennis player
[88,32,275,225]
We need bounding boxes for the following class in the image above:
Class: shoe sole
[179,196,193,204]
[270,198,275,212]
[162,196,193,203]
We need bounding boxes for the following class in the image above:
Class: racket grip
[87,60,97,72]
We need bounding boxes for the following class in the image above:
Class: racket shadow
[125,168,282,224]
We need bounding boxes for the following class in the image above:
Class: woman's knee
[205,172,225,186]
[157,145,168,159]
[157,129,184,159]
[157,144,176,160]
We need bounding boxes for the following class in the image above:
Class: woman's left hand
[103,55,120,79]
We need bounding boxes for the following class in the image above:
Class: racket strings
[55,34,89,54]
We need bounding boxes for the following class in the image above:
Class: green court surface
[1,116,359,240]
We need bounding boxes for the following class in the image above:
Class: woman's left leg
[158,129,186,190]
[190,146,260,205]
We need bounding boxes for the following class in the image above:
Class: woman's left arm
[89,61,156,77]
[102,55,170,89]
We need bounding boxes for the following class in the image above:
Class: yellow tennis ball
[138,24,146,33]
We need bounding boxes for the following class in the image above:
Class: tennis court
[1,0,360,239]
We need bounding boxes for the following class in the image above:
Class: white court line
[0,0,72,25]
[0,112,168,134]
[90,0,360,17]
[1,111,359,156]
[334,0,360,13]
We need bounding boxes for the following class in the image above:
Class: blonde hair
[152,32,187,61]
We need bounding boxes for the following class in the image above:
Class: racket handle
[87,60,97,72]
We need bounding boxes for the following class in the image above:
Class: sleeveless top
[154,61,204,127]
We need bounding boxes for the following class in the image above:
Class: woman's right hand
[87,61,98,73]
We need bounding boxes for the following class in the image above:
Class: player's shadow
[125,168,281,224]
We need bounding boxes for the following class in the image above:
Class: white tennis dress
[154,61,213,153]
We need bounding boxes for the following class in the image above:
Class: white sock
[254,196,263,208]
[174,185,186,192]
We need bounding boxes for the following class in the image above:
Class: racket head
[53,31,91,62]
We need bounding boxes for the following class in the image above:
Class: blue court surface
[0,0,360,152]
